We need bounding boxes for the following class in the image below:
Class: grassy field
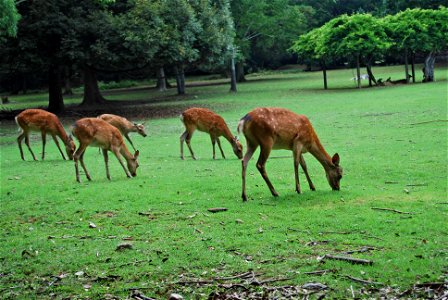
[1,65,447,299]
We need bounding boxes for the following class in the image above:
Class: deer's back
[98,114,130,133]
[242,107,315,150]
[16,109,61,133]
[182,108,225,133]
[73,118,123,148]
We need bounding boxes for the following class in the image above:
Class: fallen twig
[406,183,428,186]
[320,254,373,265]
[342,275,382,285]
[130,290,157,300]
[371,207,413,214]
[303,269,334,276]
[214,271,254,281]
[414,282,446,288]
[410,119,448,125]
[207,207,228,213]
[341,246,377,255]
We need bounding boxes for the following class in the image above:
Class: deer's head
[326,153,343,190]
[66,136,76,160]
[134,123,147,137]
[232,136,243,159]
[127,150,140,177]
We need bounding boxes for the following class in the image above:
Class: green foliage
[1,66,447,298]
[323,14,391,60]
[231,0,308,68]
[0,0,20,38]
[384,7,448,54]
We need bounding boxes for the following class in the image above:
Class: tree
[231,0,308,81]
[290,26,331,89]
[0,0,21,38]
[322,14,391,88]
[385,8,448,83]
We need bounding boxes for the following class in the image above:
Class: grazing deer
[15,109,76,161]
[180,108,243,160]
[71,118,140,183]
[238,107,342,201]
[97,114,147,151]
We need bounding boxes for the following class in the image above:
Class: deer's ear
[134,150,140,158]
[332,153,340,166]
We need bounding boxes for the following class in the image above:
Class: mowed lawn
[0,65,447,299]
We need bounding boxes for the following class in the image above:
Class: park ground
[0,65,447,299]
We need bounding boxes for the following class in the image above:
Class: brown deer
[180,108,243,160]
[15,109,76,161]
[238,107,342,201]
[97,114,147,151]
[71,118,140,183]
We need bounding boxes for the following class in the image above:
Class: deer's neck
[56,123,70,145]
[309,138,333,171]
[120,143,134,161]
[222,125,235,144]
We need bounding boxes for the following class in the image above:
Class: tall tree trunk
[321,60,327,90]
[236,62,246,82]
[48,63,64,113]
[356,54,361,89]
[156,67,167,92]
[81,65,106,106]
[404,48,410,84]
[230,52,237,92]
[422,51,436,82]
[175,65,186,95]
[411,52,416,83]
[63,66,73,95]
[365,57,378,86]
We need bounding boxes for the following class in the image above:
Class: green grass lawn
[1,65,447,299]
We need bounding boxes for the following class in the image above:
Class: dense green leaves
[0,0,20,38]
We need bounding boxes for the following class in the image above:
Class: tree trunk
[236,62,246,82]
[356,54,361,89]
[404,48,410,84]
[175,65,186,95]
[156,67,167,92]
[321,60,327,90]
[365,58,378,86]
[411,52,416,83]
[422,51,436,82]
[81,65,106,106]
[230,52,237,92]
[47,63,64,113]
[63,66,73,95]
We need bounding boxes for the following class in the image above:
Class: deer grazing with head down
[238,107,343,201]
[180,107,243,160]
[97,114,147,151]
[15,109,76,161]
[71,118,140,182]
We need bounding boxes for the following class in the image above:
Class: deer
[180,107,243,160]
[97,114,147,151]
[238,107,343,201]
[71,118,140,183]
[15,109,76,161]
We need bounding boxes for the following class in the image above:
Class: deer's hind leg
[180,126,196,160]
